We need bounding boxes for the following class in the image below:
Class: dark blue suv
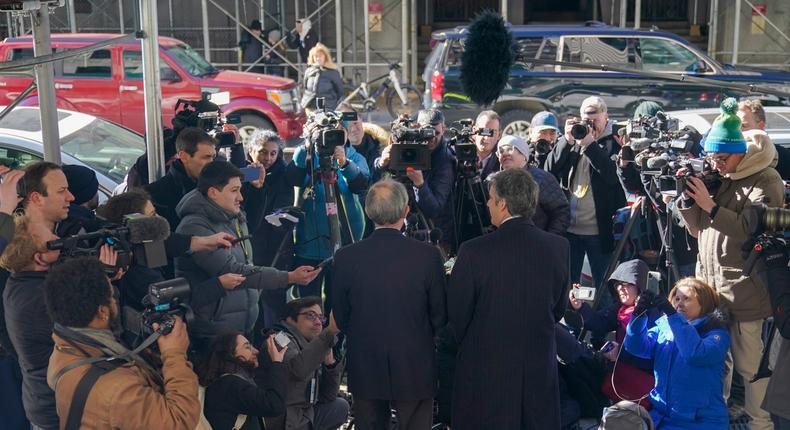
[423,22,790,136]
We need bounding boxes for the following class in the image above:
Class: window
[636,38,709,73]
[560,36,636,71]
[10,48,34,61]
[61,49,112,78]
[122,50,177,80]
[514,37,559,72]
[445,39,465,68]
[0,146,42,169]
[164,45,216,77]
[0,109,72,132]
[59,118,145,183]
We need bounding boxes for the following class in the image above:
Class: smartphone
[274,331,291,350]
[600,341,616,354]
[240,167,260,183]
[316,257,333,270]
[231,235,252,245]
[572,286,596,301]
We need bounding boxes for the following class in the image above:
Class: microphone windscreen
[630,138,653,153]
[126,215,171,243]
[429,228,443,243]
[460,11,514,106]
[646,155,670,169]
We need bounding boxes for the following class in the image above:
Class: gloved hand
[633,290,657,317]
[653,295,677,316]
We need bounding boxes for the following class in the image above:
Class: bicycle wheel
[386,85,423,119]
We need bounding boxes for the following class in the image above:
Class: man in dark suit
[448,168,570,430]
[332,179,447,430]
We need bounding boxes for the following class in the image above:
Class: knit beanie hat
[703,98,747,154]
[62,164,99,206]
[498,135,531,160]
[632,101,663,119]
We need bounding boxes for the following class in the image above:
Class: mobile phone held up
[240,166,260,183]
[274,331,291,350]
[572,286,596,301]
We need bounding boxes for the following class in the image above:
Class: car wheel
[237,114,275,146]
[500,109,536,140]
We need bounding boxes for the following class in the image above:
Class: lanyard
[234,219,249,263]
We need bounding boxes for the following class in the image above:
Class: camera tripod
[452,162,491,253]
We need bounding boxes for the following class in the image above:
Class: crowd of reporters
[0,91,788,430]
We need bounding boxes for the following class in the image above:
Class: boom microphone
[126,215,171,243]
[460,10,514,106]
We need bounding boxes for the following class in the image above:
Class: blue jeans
[567,233,612,291]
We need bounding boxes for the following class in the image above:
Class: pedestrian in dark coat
[448,169,570,430]
[333,179,447,430]
[300,43,344,111]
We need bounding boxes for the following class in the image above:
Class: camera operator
[677,98,785,430]
[286,116,369,309]
[374,109,456,237]
[527,111,561,170]
[146,127,219,231]
[175,161,320,351]
[473,110,502,180]
[43,257,200,429]
[753,240,790,427]
[262,297,349,430]
[496,135,569,235]
[738,99,790,180]
[0,216,121,430]
[546,96,626,290]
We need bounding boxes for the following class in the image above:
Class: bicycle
[341,63,423,119]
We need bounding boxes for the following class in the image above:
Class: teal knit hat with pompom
[703,98,747,154]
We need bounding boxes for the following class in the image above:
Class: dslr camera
[172,92,240,148]
[569,118,594,140]
[141,278,193,336]
[389,114,436,171]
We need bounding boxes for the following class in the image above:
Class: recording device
[265,206,303,227]
[448,118,494,165]
[742,204,790,276]
[316,256,333,270]
[240,166,261,183]
[47,215,171,271]
[305,98,357,161]
[274,331,291,350]
[600,341,617,353]
[231,235,252,245]
[141,278,193,336]
[531,138,552,158]
[459,10,514,106]
[572,286,596,301]
[173,92,240,148]
[569,119,594,140]
[389,114,435,172]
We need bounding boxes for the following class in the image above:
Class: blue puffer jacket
[287,143,369,260]
[625,310,730,430]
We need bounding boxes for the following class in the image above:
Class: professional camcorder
[389,114,436,171]
[173,92,240,148]
[447,118,494,165]
[46,214,170,273]
[141,278,193,336]
[304,98,357,163]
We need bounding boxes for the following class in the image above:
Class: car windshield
[59,119,145,183]
[164,44,218,77]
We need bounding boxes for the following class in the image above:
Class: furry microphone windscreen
[127,215,171,243]
[460,10,515,106]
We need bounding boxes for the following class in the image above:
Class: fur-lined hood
[363,122,390,147]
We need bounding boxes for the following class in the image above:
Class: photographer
[286,116,369,308]
[44,257,200,430]
[546,96,625,289]
[496,135,569,235]
[678,98,785,429]
[175,161,320,349]
[0,216,120,430]
[147,127,219,231]
[473,110,502,180]
[374,109,456,235]
[527,111,561,170]
[263,297,348,430]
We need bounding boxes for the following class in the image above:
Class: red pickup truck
[0,33,304,141]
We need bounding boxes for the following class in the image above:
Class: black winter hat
[63,164,99,206]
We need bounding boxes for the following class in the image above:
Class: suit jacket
[448,218,570,430]
[332,228,446,400]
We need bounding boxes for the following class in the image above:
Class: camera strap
[63,358,125,430]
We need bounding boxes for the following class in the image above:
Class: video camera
[173,92,240,148]
[389,114,436,171]
[46,215,170,273]
[140,278,193,336]
[447,118,494,165]
[304,98,357,165]
[742,204,790,276]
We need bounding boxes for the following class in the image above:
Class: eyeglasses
[497,145,515,155]
[706,153,731,164]
[298,311,327,324]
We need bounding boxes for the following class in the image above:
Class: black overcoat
[448,218,570,430]
[332,228,447,400]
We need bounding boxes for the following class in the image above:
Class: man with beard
[44,257,200,430]
[1,218,120,430]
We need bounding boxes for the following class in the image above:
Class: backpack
[599,400,654,430]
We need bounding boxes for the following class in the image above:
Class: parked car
[0,33,304,143]
[668,106,790,148]
[0,106,145,200]
[423,22,790,138]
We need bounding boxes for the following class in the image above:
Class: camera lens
[401,148,417,162]
[763,207,790,232]
[570,123,588,140]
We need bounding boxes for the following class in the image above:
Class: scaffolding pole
[634,0,641,29]
[363,0,370,83]
[202,0,211,62]
[351,0,357,68]
[335,0,343,75]
[733,0,741,64]
[235,0,241,71]
[501,0,507,22]
[67,0,76,32]
[139,0,165,182]
[410,0,417,84]
[708,0,718,59]
[119,0,124,33]
[31,4,60,164]
[619,0,627,28]
[401,0,408,83]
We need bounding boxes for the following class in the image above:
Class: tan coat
[46,333,200,430]
[679,130,785,322]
